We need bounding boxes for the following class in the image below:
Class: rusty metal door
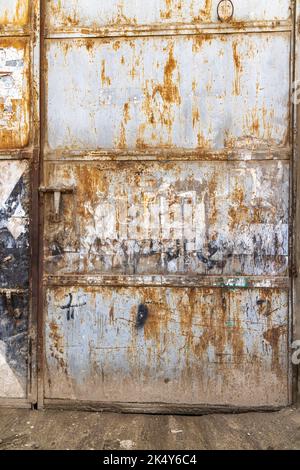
[0,1,39,404]
[42,1,293,411]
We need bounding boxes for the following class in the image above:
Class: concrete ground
[0,407,299,450]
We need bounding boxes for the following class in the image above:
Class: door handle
[39,186,76,222]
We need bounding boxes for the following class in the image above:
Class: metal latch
[0,288,25,318]
[39,186,76,222]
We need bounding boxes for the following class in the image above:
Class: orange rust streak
[101,60,111,86]
[153,46,181,106]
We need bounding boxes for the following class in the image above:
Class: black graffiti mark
[136,304,149,329]
[60,293,87,321]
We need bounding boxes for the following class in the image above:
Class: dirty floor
[0,407,299,450]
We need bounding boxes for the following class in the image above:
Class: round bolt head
[217,0,234,22]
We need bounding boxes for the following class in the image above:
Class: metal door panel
[45,0,292,33]
[0,38,30,149]
[0,160,30,398]
[45,286,288,407]
[45,33,290,155]
[0,0,30,28]
[42,0,293,410]
[43,161,289,278]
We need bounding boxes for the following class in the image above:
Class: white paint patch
[0,341,25,398]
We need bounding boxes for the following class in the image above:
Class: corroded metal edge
[43,399,288,416]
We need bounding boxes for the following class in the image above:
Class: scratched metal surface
[45,33,290,155]
[0,38,30,149]
[45,286,289,406]
[45,0,292,32]
[0,161,30,398]
[43,161,289,277]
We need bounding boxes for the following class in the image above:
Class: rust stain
[207,172,217,226]
[109,306,114,324]
[123,102,131,125]
[0,0,30,27]
[228,185,249,230]
[192,34,211,53]
[85,39,95,52]
[0,37,30,149]
[118,123,127,149]
[232,41,243,96]
[192,107,200,128]
[160,0,172,20]
[73,165,109,220]
[101,60,111,86]
[132,44,182,148]
[137,290,170,345]
[113,40,121,51]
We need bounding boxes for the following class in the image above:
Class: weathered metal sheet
[0,161,30,398]
[0,38,30,149]
[45,33,290,155]
[42,0,292,410]
[0,0,29,29]
[45,0,292,32]
[0,161,30,288]
[0,293,28,398]
[45,286,289,406]
[43,161,289,277]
